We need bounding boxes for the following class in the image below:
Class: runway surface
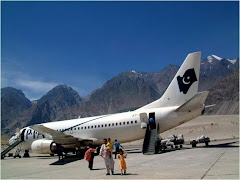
[1,139,239,179]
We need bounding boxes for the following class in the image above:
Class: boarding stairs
[142,124,158,155]
[1,138,23,159]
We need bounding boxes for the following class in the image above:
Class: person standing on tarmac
[84,144,95,170]
[57,144,64,162]
[114,139,123,159]
[100,138,115,175]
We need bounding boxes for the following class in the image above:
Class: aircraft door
[139,113,148,129]
[21,129,26,141]
[149,112,156,130]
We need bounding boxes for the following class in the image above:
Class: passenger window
[74,128,76,130]
[135,120,137,123]
[85,127,86,129]
[116,123,118,126]
[131,121,133,124]
[95,125,97,128]
[88,126,90,129]
[112,123,114,126]
[123,122,125,125]
[105,124,107,127]
[78,127,80,130]
[108,124,110,127]
[120,122,121,125]
[81,127,83,129]
[98,125,100,128]
[127,121,129,124]
[102,124,104,127]
[91,126,93,128]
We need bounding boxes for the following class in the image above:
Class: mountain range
[1,55,239,137]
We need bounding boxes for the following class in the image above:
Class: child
[118,149,127,175]
[106,138,113,158]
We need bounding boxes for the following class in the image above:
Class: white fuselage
[20,104,204,150]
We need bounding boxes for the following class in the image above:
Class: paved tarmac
[1,139,239,179]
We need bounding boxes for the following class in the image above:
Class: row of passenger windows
[58,120,138,132]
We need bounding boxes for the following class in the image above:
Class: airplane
[6,51,209,157]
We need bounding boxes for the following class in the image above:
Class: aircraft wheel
[76,150,81,156]
[180,145,183,148]
[205,142,209,146]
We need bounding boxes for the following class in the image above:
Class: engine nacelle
[31,139,56,154]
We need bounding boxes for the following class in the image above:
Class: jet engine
[31,139,56,154]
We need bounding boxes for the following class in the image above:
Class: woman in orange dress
[118,149,127,175]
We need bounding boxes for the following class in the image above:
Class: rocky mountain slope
[1,55,239,137]
[199,55,239,91]
[204,70,239,115]
[81,65,179,116]
[80,71,159,115]
[1,87,32,134]
[1,85,82,136]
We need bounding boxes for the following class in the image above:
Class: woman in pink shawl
[84,144,95,170]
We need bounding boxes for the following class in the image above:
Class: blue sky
[1,1,239,100]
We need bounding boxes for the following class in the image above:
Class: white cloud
[15,79,58,92]
[1,56,111,99]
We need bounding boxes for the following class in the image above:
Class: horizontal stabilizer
[176,91,209,112]
[205,104,216,108]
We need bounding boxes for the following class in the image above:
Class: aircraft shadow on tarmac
[49,155,83,165]
[36,156,58,159]
[131,141,239,155]
[197,141,239,149]
[90,168,105,170]
[111,173,138,176]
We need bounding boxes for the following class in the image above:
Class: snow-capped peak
[207,54,237,65]
[227,59,237,64]
[211,55,222,61]
[131,70,143,76]
[207,56,213,63]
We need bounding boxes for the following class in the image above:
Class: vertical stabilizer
[139,52,201,109]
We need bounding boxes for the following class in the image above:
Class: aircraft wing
[30,125,97,145]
